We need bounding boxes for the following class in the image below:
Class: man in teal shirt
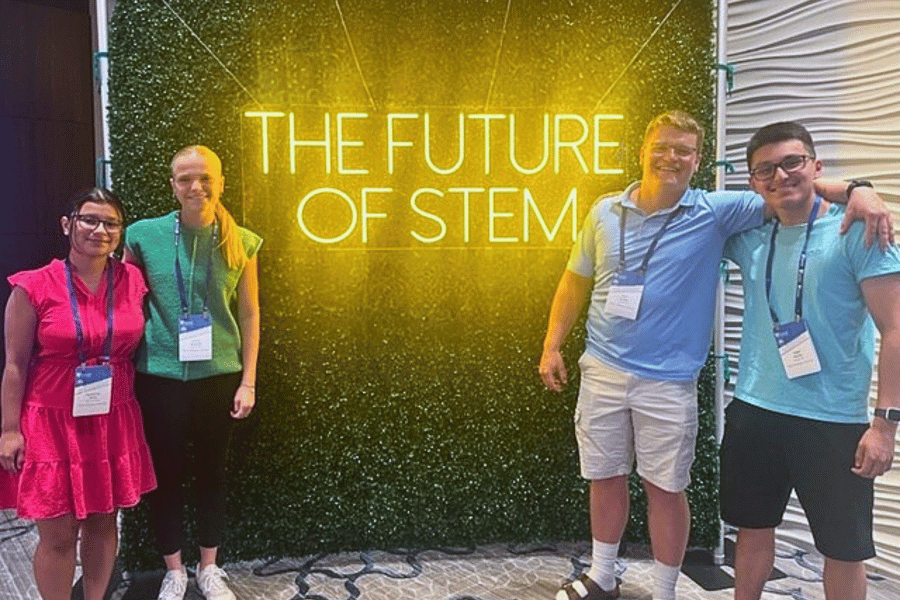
[721,121,900,600]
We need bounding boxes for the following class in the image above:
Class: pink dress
[0,259,156,520]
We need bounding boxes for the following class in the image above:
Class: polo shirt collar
[616,182,698,217]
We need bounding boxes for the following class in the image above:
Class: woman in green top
[124,146,262,600]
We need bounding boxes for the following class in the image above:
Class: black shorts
[720,399,875,562]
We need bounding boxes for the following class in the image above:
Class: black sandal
[558,573,620,600]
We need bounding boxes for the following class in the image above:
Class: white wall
[723,0,900,580]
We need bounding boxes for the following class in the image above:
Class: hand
[851,422,895,478]
[231,384,256,419]
[539,349,568,392]
[0,431,25,473]
[840,188,896,250]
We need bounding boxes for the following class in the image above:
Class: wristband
[240,383,256,392]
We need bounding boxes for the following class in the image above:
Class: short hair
[64,187,126,223]
[746,122,816,169]
[643,110,704,152]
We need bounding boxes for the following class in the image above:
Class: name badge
[179,313,213,362]
[774,320,821,379]
[605,270,644,320]
[73,364,112,417]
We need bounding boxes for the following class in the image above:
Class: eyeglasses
[749,154,814,180]
[649,143,697,157]
[74,214,123,232]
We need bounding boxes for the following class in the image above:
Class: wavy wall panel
[723,0,900,580]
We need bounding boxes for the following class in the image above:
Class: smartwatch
[846,180,873,197]
[874,408,900,422]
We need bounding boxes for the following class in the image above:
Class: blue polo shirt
[724,204,900,423]
[567,182,763,381]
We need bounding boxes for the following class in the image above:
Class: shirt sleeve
[123,261,149,300]
[842,221,900,283]
[565,201,603,278]
[7,268,48,313]
[707,190,766,237]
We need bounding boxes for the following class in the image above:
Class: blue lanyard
[764,196,821,325]
[618,203,682,273]
[174,213,218,316]
[64,258,114,365]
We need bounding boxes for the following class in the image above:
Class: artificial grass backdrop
[108,0,719,569]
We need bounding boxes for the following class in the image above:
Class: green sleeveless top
[125,211,263,381]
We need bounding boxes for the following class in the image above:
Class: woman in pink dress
[0,188,156,600]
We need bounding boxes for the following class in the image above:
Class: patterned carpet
[2,510,898,600]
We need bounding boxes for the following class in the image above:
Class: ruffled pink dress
[0,259,156,520]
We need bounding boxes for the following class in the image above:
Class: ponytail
[215,201,247,270]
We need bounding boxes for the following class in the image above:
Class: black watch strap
[846,180,873,197]
[874,408,900,422]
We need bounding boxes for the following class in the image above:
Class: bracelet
[240,383,256,392]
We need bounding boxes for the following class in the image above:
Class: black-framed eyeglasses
[749,154,814,180]
[74,214,123,232]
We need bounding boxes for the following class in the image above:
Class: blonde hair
[643,110,705,153]
[172,145,247,270]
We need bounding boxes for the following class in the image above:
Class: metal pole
[713,0,729,567]
[91,0,113,188]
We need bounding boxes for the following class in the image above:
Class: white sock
[585,539,619,591]
[652,559,680,600]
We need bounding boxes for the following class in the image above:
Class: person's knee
[81,513,117,538]
[37,521,78,555]
[642,479,686,505]
[824,557,866,573]
[736,527,775,553]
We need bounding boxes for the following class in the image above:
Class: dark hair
[63,187,126,223]
[746,122,816,169]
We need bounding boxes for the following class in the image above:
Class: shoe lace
[200,566,231,594]
[160,570,186,597]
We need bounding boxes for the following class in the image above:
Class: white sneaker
[196,563,237,600]
[157,568,188,600]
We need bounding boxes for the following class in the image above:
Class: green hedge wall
[109,0,719,570]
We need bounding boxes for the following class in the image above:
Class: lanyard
[618,203,682,273]
[174,213,218,316]
[64,258,114,365]
[764,196,821,325]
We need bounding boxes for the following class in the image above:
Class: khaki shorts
[574,352,698,492]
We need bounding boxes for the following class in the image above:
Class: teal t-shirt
[724,203,900,423]
[125,211,263,381]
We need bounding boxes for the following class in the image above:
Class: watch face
[876,408,900,422]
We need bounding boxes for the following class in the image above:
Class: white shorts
[574,352,698,492]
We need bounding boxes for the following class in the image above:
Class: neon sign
[241,109,625,247]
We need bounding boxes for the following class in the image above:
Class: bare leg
[199,546,218,570]
[823,557,866,600]
[79,512,118,600]
[34,514,80,600]
[163,550,184,571]
[643,480,689,567]
[734,527,775,600]
[590,475,630,543]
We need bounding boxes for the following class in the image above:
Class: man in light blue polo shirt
[721,121,900,600]
[540,110,893,600]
